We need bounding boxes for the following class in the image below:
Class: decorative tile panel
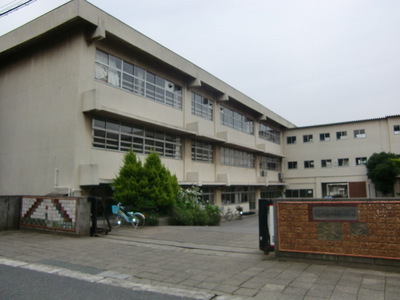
[21,197,77,231]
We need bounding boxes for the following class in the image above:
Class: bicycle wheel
[133,213,145,228]
[112,215,123,227]
[235,210,243,220]
[224,211,233,221]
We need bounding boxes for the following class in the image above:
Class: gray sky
[1,0,399,127]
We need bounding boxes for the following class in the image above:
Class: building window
[191,139,213,163]
[287,136,296,144]
[320,133,330,142]
[394,125,400,135]
[191,92,213,120]
[221,147,254,168]
[303,134,313,143]
[304,160,314,168]
[336,131,348,140]
[321,159,332,168]
[221,186,255,205]
[95,49,182,109]
[260,156,280,172]
[286,189,313,198]
[92,117,182,159]
[259,124,281,144]
[260,186,283,199]
[199,187,215,204]
[354,129,366,139]
[355,157,367,166]
[338,158,349,167]
[220,106,253,134]
[288,161,297,169]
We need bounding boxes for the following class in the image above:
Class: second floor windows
[191,92,213,120]
[220,106,254,134]
[221,147,254,168]
[95,50,182,109]
[304,160,314,168]
[259,156,280,171]
[92,117,182,159]
[338,158,349,167]
[191,139,213,163]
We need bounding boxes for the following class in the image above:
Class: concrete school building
[0,0,399,211]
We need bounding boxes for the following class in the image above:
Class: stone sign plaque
[311,205,358,221]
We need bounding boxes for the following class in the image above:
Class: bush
[168,187,221,226]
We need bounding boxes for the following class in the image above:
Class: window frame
[287,136,297,144]
[354,129,366,139]
[191,139,214,163]
[191,92,213,121]
[303,134,313,143]
[336,131,348,140]
[319,133,330,142]
[220,106,254,134]
[95,49,182,110]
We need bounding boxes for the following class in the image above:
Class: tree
[111,151,179,215]
[111,150,142,205]
[366,152,400,195]
[141,152,179,215]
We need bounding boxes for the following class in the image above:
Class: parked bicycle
[235,205,244,220]
[220,207,233,221]
[111,202,145,229]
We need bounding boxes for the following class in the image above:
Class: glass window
[304,160,314,168]
[260,156,280,171]
[319,133,330,141]
[336,131,348,140]
[259,124,281,144]
[220,106,253,134]
[288,161,297,169]
[191,139,214,163]
[321,159,332,168]
[95,49,182,109]
[355,157,367,166]
[191,92,213,121]
[287,136,296,144]
[338,158,349,167]
[221,147,254,168]
[221,187,255,205]
[393,125,400,135]
[354,129,366,139]
[92,117,182,159]
[286,189,313,198]
[303,134,313,143]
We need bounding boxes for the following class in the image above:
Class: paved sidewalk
[1,219,400,300]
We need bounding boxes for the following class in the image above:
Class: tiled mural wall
[20,197,77,232]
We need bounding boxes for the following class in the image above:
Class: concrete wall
[0,196,22,229]
[274,198,400,266]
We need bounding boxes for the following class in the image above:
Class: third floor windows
[220,106,254,134]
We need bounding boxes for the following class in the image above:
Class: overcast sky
[1,0,399,127]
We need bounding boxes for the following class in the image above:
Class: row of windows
[95,50,282,145]
[287,129,367,144]
[93,118,182,158]
[287,157,367,169]
[95,50,183,109]
[288,125,400,144]
[92,118,281,171]
[220,106,254,134]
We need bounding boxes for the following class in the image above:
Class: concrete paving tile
[329,290,358,300]
[361,277,385,291]
[333,284,359,295]
[214,283,239,294]
[357,288,385,300]
[253,291,282,300]
[306,285,334,298]
[289,280,314,289]
[283,286,308,296]
[261,283,286,292]
[234,287,258,297]
[240,278,269,289]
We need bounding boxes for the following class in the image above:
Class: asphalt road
[0,265,195,300]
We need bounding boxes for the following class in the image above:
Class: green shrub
[168,187,221,226]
